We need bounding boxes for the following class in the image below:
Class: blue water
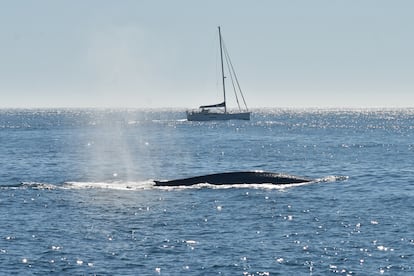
[0,108,413,275]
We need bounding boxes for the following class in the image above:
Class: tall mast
[218,26,227,113]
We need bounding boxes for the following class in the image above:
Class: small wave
[154,181,318,191]
[204,182,314,190]
[0,182,58,190]
[63,180,155,190]
[315,175,349,183]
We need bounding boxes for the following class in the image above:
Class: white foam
[315,175,349,183]
[15,182,58,190]
[152,181,317,190]
[63,180,155,190]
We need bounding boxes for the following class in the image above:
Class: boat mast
[218,26,227,113]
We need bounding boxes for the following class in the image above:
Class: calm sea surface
[0,108,413,275]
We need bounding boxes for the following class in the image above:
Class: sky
[0,0,413,108]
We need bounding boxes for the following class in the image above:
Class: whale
[154,171,312,186]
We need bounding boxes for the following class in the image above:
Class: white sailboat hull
[187,111,250,121]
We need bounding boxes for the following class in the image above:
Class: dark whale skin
[154,171,311,186]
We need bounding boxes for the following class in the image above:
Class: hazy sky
[1,0,413,108]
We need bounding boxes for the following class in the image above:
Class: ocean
[0,108,413,275]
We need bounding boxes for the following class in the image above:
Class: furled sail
[200,102,225,109]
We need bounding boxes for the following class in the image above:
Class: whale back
[154,171,311,186]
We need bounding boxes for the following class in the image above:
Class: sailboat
[186,26,251,121]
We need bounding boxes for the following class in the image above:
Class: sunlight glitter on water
[1,109,413,274]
